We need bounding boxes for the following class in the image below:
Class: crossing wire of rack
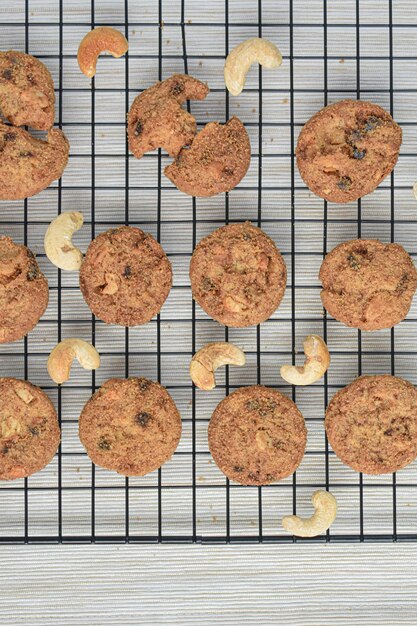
[1,0,417,544]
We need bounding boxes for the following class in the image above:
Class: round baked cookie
[190,222,286,327]
[164,117,251,196]
[320,239,417,331]
[325,375,417,475]
[296,99,402,203]
[80,226,172,326]
[208,386,307,486]
[0,50,55,130]
[128,73,209,159]
[0,378,60,481]
[0,236,49,343]
[79,377,182,476]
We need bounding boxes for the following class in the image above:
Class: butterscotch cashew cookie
[190,342,246,390]
[77,27,129,78]
[280,335,330,386]
[44,211,84,271]
[282,490,338,537]
[224,38,282,96]
[47,339,100,384]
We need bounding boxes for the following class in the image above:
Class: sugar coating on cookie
[0,124,69,200]
[208,386,307,486]
[79,377,182,476]
[320,239,417,331]
[325,375,417,475]
[165,117,251,197]
[0,236,49,344]
[80,226,172,326]
[190,222,286,327]
[296,99,402,203]
[128,74,209,158]
[0,378,60,480]
[0,50,55,130]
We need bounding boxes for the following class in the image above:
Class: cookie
[165,117,251,196]
[79,377,182,476]
[325,375,417,475]
[128,73,209,158]
[0,124,69,200]
[296,99,402,203]
[0,50,55,130]
[320,239,417,331]
[208,385,307,486]
[80,226,172,326]
[0,236,49,343]
[0,378,60,480]
[190,222,286,327]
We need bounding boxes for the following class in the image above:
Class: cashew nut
[44,211,84,271]
[280,335,330,386]
[413,181,417,202]
[77,26,129,78]
[47,339,100,384]
[282,490,338,537]
[190,342,246,390]
[224,38,282,96]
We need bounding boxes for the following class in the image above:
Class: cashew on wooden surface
[190,342,246,390]
[77,26,129,78]
[44,211,84,271]
[280,335,330,386]
[47,339,100,384]
[224,38,282,96]
[282,490,338,538]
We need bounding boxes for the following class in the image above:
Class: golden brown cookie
[190,222,286,327]
[320,239,417,331]
[79,377,182,476]
[165,117,251,196]
[325,375,417,475]
[80,226,172,326]
[128,73,209,158]
[208,385,307,486]
[0,236,49,344]
[0,124,69,200]
[0,50,55,130]
[0,378,60,480]
[296,100,402,203]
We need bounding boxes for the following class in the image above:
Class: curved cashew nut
[282,490,338,538]
[47,339,100,384]
[413,181,417,201]
[77,26,129,78]
[280,335,330,386]
[224,38,282,96]
[190,342,245,390]
[44,211,84,271]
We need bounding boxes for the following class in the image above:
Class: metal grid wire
[1,0,417,543]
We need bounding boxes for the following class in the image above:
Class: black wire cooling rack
[1,0,417,544]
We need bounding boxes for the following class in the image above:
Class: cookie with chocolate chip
[208,385,307,486]
[190,222,286,327]
[320,239,417,330]
[0,236,49,344]
[79,377,182,476]
[296,99,402,203]
[325,375,417,475]
[0,377,60,480]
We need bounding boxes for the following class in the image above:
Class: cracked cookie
[79,226,172,326]
[190,222,286,327]
[320,239,417,331]
[325,375,417,475]
[296,99,402,203]
[208,385,307,486]
[128,73,209,158]
[0,377,60,480]
[0,236,49,343]
[79,377,182,476]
